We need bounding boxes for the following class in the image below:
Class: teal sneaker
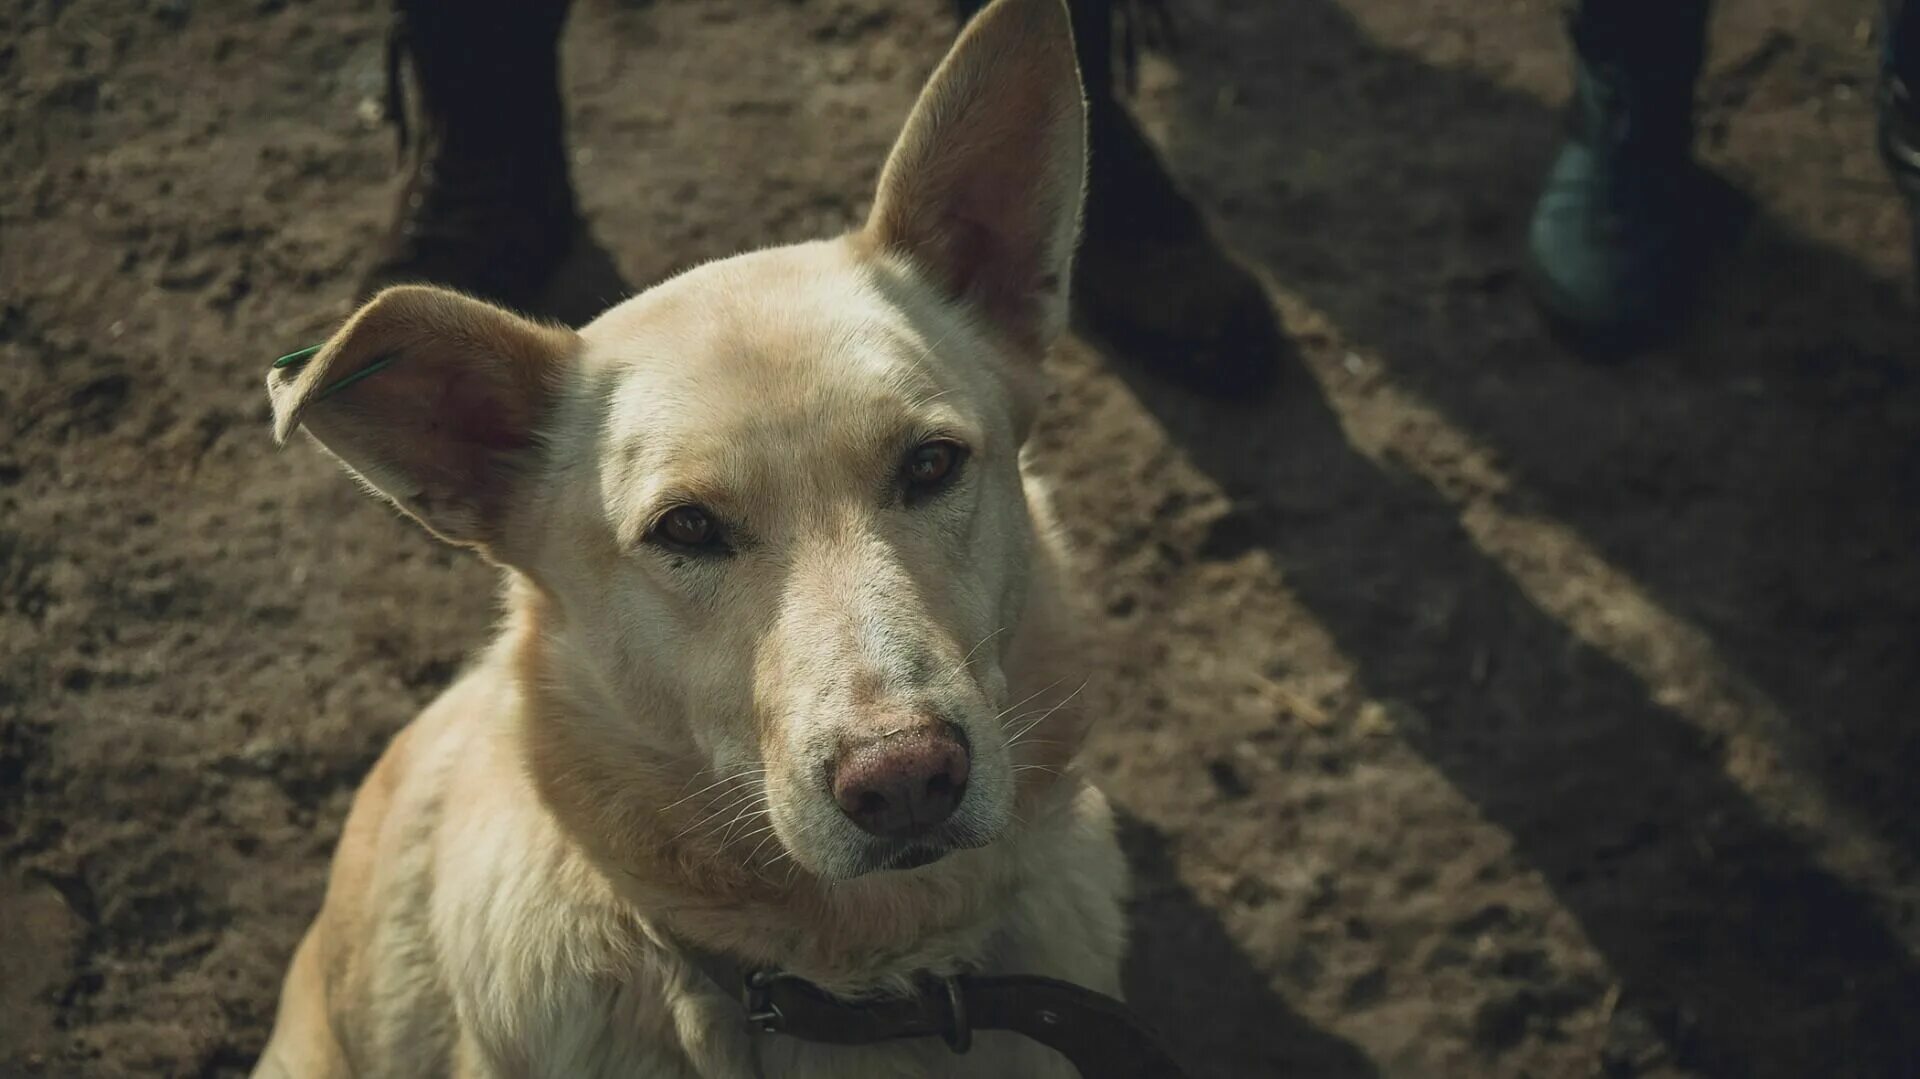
[1526,61,1732,351]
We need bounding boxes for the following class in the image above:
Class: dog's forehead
[579,242,975,495]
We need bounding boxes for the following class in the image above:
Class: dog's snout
[831,723,971,840]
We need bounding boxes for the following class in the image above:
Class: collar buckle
[743,969,788,1034]
[933,973,972,1054]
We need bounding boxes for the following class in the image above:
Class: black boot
[360,0,581,316]
[952,0,1287,396]
[1074,91,1288,397]
[1525,1,1739,350]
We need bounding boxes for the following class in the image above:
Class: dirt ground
[5,0,1920,1076]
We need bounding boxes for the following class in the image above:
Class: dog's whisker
[960,625,1007,667]
[1006,729,1067,748]
[718,817,775,851]
[904,319,966,394]
[1003,678,1090,742]
[681,784,761,827]
[999,700,1084,733]
[1006,711,1071,745]
[667,784,768,845]
[666,808,726,845]
[661,758,742,798]
[709,799,770,848]
[741,826,785,867]
[1006,712,1071,745]
[717,783,775,841]
[994,680,1065,720]
[687,776,769,820]
[659,767,769,814]
[993,677,1068,723]
[666,787,764,843]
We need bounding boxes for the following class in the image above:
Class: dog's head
[268,0,1087,885]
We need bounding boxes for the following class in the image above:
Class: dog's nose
[831,724,971,840]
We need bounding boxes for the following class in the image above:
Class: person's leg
[360,0,580,313]
[1881,0,1920,275]
[1526,0,1729,348]
[951,0,1287,396]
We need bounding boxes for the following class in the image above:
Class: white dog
[255,1,1127,1075]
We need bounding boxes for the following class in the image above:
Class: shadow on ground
[1098,1,1920,1075]
[1118,813,1380,1078]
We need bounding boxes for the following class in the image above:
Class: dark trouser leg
[362,0,581,313]
[394,0,571,166]
[1882,0,1920,275]
[1888,0,1919,88]
[1525,0,1732,349]
[950,0,1289,396]
[1566,0,1708,126]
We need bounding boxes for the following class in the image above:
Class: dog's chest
[441,770,1122,1078]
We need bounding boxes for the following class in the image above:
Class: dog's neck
[494,525,1091,990]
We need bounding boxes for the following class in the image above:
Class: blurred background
[3,0,1917,1076]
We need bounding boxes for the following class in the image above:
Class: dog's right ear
[267,285,579,553]
[864,0,1087,357]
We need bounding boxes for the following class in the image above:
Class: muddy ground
[5,0,1920,1076]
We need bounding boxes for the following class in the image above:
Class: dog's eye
[903,440,965,499]
[651,505,723,551]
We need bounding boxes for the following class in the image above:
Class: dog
[254,0,1124,1074]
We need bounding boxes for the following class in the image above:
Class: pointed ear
[864,0,1087,353]
[266,285,579,553]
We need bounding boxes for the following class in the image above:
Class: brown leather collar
[677,943,1191,1078]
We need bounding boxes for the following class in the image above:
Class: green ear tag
[314,354,398,401]
[270,346,396,400]
[272,344,323,370]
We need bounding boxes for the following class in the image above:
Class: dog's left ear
[267,285,579,554]
[864,0,1087,355]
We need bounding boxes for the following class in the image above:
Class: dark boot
[953,0,1287,396]
[1882,1,1920,278]
[360,0,581,315]
[1074,92,1288,396]
[1526,1,1736,349]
